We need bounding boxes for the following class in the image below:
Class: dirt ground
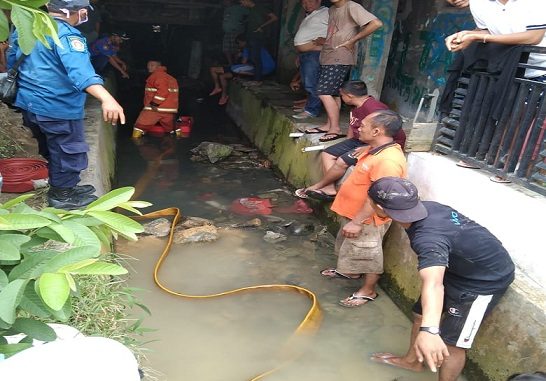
[0,103,47,207]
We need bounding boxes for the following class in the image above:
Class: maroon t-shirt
[349,97,407,150]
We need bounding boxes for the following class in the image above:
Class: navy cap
[48,0,90,11]
[368,177,428,223]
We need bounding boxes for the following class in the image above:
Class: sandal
[490,175,511,184]
[319,133,346,142]
[294,188,308,199]
[304,127,329,134]
[339,292,378,308]
[320,268,362,279]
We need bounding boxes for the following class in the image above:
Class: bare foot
[370,353,425,372]
[209,87,222,96]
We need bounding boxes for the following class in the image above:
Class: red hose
[0,158,48,193]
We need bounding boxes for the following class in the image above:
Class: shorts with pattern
[335,217,391,274]
[412,286,507,349]
[316,65,352,96]
[223,32,239,54]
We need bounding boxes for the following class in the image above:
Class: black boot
[73,184,96,196]
[47,186,98,210]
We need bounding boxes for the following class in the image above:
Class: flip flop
[304,127,329,134]
[490,175,511,184]
[306,190,335,202]
[339,292,378,308]
[320,268,362,279]
[294,188,308,199]
[319,133,346,142]
[456,160,480,169]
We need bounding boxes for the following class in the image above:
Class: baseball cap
[368,177,428,223]
[47,0,91,11]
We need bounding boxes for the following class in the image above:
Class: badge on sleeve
[68,36,87,53]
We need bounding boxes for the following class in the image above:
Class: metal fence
[434,46,546,195]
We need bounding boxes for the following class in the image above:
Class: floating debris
[263,231,287,243]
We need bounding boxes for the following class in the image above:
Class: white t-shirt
[294,6,329,46]
[470,0,546,78]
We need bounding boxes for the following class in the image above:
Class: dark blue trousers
[299,51,322,117]
[22,111,89,188]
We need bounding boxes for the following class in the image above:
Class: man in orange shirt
[321,109,407,307]
[133,60,179,136]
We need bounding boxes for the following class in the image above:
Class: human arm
[108,55,129,78]
[445,0,469,8]
[446,29,546,52]
[342,198,374,238]
[336,18,383,51]
[414,266,450,373]
[290,70,301,91]
[86,84,125,125]
[254,12,278,33]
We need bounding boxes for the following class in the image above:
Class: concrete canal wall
[227,81,546,380]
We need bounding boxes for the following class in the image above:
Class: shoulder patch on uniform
[68,36,87,53]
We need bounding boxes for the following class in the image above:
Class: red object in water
[276,199,313,214]
[0,158,49,193]
[175,116,193,138]
[230,197,273,215]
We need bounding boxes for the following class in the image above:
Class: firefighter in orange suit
[133,60,179,136]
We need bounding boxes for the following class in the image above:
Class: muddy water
[115,105,440,381]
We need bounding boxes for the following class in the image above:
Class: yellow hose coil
[136,208,323,380]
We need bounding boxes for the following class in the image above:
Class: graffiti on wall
[351,0,396,81]
[385,0,474,106]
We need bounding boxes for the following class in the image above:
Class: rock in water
[179,216,214,229]
[191,142,233,163]
[173,225,219,244]
[263,231,287,243]
[142,218,171,237]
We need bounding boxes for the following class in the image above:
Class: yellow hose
[136,208,323,380]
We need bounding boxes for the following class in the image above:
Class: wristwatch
[419,326,441,335]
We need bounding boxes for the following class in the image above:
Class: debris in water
[263,231,287,243]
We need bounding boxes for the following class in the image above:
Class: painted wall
[381,0,474,119]
[277,0,398,98]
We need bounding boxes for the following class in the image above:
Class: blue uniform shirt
[90,36,117,58]
[241,47,276,75]
[8,19,104,120]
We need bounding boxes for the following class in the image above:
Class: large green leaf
[0,234,31,263]
[46,223,75,244]
[0,194,34,210]
[70,262,128,276]
[86,187,136,211]
[19,281,52,319]
[0,5,8,41]
[0,213,52,230]
[62,220,101,248]
[0,269,8,290]
[0,343,33,358]
[87,211,143,240]
[8,250,58,281]
[41,246,100,274]
[37,273,70,311]
[10,5,37,55]
[89,225,112,248]
[0,279,30,324]
[12,318,56,342]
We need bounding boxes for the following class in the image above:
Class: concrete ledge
[80,80,117,196]
[227,81,546,380]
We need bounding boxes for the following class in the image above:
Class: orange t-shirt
[331,143,407,225]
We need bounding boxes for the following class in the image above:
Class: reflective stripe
[145,87,157,92]
[144,106,178,113]
[154,95,166,101]
[168,88,179,93]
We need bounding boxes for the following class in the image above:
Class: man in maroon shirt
[296,80,406,200]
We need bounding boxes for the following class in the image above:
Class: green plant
[0,187,151,358]
[0,1,61,54]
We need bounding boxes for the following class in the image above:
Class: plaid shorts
[316,65,352,96]
[223,32,239,54]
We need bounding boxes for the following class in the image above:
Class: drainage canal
[112,76,439,380]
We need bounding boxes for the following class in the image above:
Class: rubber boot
[47,186,98,210]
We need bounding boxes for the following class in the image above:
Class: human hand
[446,0,469,8]
[254,27,263,33]
[342,221,363,238]
[335,40,355,51]
[102,98,125,125]
[414,332,450,373]
[290,80,301,91]
[445,30,473,51]
[313,37,326,46]
[351,146,367,157]
[121,71,130,79]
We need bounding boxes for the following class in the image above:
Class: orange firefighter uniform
[134,66,179,135]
